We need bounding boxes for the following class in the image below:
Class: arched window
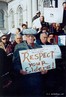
[9,9,15,28]
[0,10,4,28]
[43,0,50,7]
[17,5,23,26]
[50,0,58,7]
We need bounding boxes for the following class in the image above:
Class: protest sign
[44,8,63,23]
[32,17,41,28]
[42,45,61,59]
[58,35,66,46]
[19,48,56,74]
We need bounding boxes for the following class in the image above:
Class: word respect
[21,51,54,62]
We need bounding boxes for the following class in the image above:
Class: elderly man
[36,32,51,45]
[13,28,47,96]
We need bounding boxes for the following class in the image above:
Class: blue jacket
[13,41,42,74]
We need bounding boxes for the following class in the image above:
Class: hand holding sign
[20,70,28,75]
[41,70,48,74]
[19,48,56,74]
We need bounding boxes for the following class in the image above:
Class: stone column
[32,0,37,17]
[27,0,32,27]
[14,12,18,28]
[52,0,55,8]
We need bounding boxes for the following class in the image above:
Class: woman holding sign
[13,28,48,96]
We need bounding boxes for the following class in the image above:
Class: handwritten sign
[41,45,61,59]
[44,8,63,23]
[58,35,66,46]
[19,48,56,74]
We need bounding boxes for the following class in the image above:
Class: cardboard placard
[19,48,56,74]
[44,8,63,23]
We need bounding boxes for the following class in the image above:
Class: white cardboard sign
[19,48,56,74]
[41,45,61,59]
[44,8,63,23]
[58,35,66,46]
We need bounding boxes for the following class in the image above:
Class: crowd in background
[0,1,66,97]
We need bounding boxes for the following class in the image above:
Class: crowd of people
[0,1,66,97]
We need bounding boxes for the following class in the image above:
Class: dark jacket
[12,41,43,96]
[36,39,51,45]
[13,41,42,74]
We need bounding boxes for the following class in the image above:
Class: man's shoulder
[14,41,27,51]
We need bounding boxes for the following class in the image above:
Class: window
[43,0,50,7]
[9,9,15,28]
[0,10,4,28]
[17,5,23,26]
[50,0,58,8]
[43,0,58,8]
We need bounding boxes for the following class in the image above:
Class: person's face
[40,33,48,44]
[63,3,66,9]
[16,29,20,34]
[52,23,56,28]
[22,26,27,30]
[1,36,7,44]
[36,13,40,17]
[40,16,44,22]
[48,34,54,39]
[26,34,34,44]
[15,36,22,44]
[56,24,60,30]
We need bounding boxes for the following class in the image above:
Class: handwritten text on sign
[19,48,56,74]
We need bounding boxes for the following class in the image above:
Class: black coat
[0,48,8,95]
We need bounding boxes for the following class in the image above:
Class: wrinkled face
[40,33,48,44]
[15,36,22,44]
[26,34,34,44]
[1,35,7,44]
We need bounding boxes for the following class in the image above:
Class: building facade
[0,0,65,33]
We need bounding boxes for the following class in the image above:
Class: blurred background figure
[47,33,56,44]
[54,23,64,35]
[36,32,50,45]
[32,11,41,22]
[0,32,13,55]
[50,23,56,33]
[15,28,21,34]
[39,15,49,30]
[36,27,48,40]
[63,25,66,34]
[21,24,27,30]
[12,33,23,51]
[61,2,66,28]
[21,23,27,41]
